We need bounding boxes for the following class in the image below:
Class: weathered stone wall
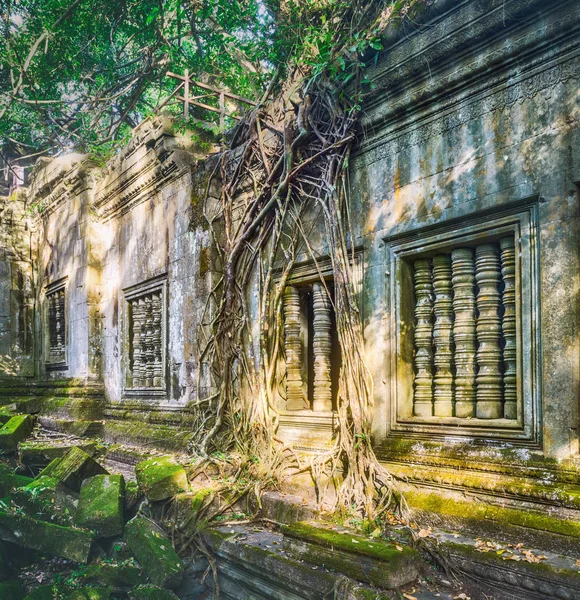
[348,0,580,461]
[0,193,34,376]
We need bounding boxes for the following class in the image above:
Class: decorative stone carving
[47,288,66,364]
[451,249,477,418]
[475,244,503,419]
[432,255,454,417]
[312,283,333,412]
[128,291,163,389]
[413,258,434,417]
[500,237,517,419]
[284,286,306,410]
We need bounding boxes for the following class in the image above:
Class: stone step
[39,397,105,420]
[37,416,103,437]
[99,419,195,453]
[18,438,102,469]
[385,461,580,511]
[202,524,418,600]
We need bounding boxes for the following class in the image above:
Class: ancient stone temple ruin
[1,0,579,598]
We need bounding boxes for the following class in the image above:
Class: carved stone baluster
[475,244,503,418]
[284,286,306,410]
[500,237,517,419]
[451,248,477,418]
[152,292,163,387]
[48,293,56,362]
[132,298,144,387]
[433,255,454,417]
[312,282,333,412]
[144,295,154,387]
[413,258,434,417]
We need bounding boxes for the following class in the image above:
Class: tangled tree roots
[188,1,429,525]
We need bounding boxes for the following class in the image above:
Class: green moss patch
[75,474,125,538]
[135,456,188,501]
[0,415,33,454]
[128,585,180,599]
[0,463,33,496]
[39,447,108,492]
[11,476,77,525]
[125,517,184,589]
[23,585,58,599]
[18,441,97,469]
[65,589,112,600]
[0,580,25,599]
[79,562,143,589]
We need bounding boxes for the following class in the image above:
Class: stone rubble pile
[0,409,190,599]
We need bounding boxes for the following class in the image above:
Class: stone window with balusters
[45,278,67,367]
[384,203,540,443]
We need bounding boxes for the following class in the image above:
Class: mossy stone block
[135,456,188,501]
[18,441,97,469]
[128,585,180,599]
[281,521,419,589]
[79,563,143,589]
[65,589,112,600]
[124,480,142,511]
[0,416,33,454]
[11,476,77,525]
[14,398,43,415]
[0,580,25,599]
[125,517,184,589]
[23,585,58,599]
[39,447,108,492]
[0,463,33,496]
[75,474,125,538]
[0,509,94,563]
[0,539,11,581]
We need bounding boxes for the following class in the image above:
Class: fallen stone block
[39,447,108,491]
[280,521,419,589]
[65,589,112,600]
[0,416,33,454]
[0,580,25,599]
[0,539,11,581]
[135,455,188,501]
[0,510,94,563]
[0,464,33,496]
[124,480,142,512]
[128,585,180,599]
[13,398,43,415]
[23,585,58,599]
[75,474,125,538]
[18,440,98,469]
[125,517,184,589]
[79,562,143,589]
[11,476,77,525]
[171,488,216,537]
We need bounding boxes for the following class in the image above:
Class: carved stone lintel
[312,283,333,412]
[284,286,306,410]
[413,258,434,417]
[500,237,517,420]
[451,248,476,418]
[433,255,454,417]
[475,244,503,419]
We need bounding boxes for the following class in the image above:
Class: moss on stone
[125,517,184,589]
[281,521,415,564]
[65,589,112,600]
[18,441,97,469]
[75,474,125,538]
[124,480,142,511]
[78,563,143,588]
[0,509,94,562]
[128,585,180,599]
[39,447,108,492]
[0,463,33,496]
[11,476,77,525]
[135,456,188,501]
[0,415,33,454]
[23,585,58,599]
[404,490,580,538]
[0,580,25,599]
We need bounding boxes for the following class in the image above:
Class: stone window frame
[44,276,68,371]
[383,200,541,445]
[121,274,168,399]
[275,251,363,451]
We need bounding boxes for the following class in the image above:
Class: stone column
[312,282,332,412]
[284,285,305,410]
[452,248,477,418]
[152,291,163,387]
[433,255,454,417]
[475,244,503,418]
[413,258,434,416]
[500,237,517,419]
